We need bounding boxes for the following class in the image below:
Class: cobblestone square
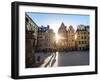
[34,51,89,67]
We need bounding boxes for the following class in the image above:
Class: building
[85,25,89,50]
[58,22,68,51]
[25,14,38,68]
[36,25,56,52]
[36,25,48,52]
[46,28,56,51]
[67,25,75,51]
[75,25,89,51]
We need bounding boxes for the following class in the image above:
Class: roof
[38,26,49,32]
[25,13,38,27]
[76,25,89,32]
[68,25,74,31]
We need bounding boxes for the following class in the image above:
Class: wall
[0,0,99,81]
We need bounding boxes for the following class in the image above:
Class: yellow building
[75,25,89,51]
[67,25,75,51]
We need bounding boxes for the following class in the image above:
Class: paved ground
[35,52,52,63]
[34,51,89,67]
[56,51,89,66]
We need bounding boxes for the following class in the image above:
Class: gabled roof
[58,22,67,31]
[76,25,89,32]
[68,25,74,31]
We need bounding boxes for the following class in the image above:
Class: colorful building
[75,25,89,51]
[58,22,68,51]
[67,25,75,51]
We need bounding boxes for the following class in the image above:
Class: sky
[26,12,90,34]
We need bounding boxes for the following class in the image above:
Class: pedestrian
[37,56,41,62]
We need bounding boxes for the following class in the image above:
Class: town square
[25,13,89,68]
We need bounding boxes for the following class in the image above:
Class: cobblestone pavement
[34,51,89,67]
[56,51,89,66]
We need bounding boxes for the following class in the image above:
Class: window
[84,36,86,39]
[82,41,84,44]
[81,36,83,39]
[79,41,81,44]
[82,47,84,50]
[84,32,86,34]
[79,47,81,50]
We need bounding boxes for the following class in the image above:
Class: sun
[56,34,60,43]
[75,34,77,40]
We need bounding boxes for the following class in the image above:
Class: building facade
[25,14,38,68]
[75,25,89,51]
[58,22,68,51]
[36,25,56,52]
[46,28,56,51]
[67,25,75,51]
[57,23,89,51]
[36,25,48,52]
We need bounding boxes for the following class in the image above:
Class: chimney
[41,25,43,27]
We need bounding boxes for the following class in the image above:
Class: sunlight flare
[75,34,77,40]
[56,34,60,43]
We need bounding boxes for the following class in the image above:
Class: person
[37,56,41,62]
